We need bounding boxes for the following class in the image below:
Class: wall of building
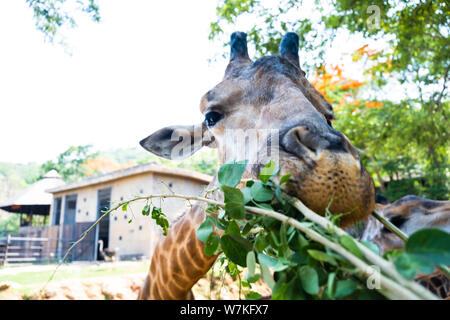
[49,171,209,261]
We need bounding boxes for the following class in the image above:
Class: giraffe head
[140,32,375,226]
[361,195,450,253]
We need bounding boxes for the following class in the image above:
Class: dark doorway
[62,194,77,261]
[64,195,77,225]
[52,197,62,226]
[96,188,111,260]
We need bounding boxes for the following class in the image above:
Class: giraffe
[356,195,450,299]
[137,31,375,299]
[359,195,450,255]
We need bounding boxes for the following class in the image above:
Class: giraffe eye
[205,111,223,127]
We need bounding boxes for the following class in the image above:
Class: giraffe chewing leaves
[194,161,450,300]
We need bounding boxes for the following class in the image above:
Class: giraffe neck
[138,177,222,300]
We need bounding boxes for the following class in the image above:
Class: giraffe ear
[139,123,213,160]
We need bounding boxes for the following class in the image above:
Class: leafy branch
[42,161,449,300]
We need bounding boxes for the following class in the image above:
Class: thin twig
[372,210,408,241]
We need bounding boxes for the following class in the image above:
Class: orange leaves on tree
[82,157,135,176]
[365,101,383,109]
[340,79,366,90]
[310,63,382,111]
[310,64,365,104]
[352,44,380,62]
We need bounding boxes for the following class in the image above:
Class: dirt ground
[0,261,270,300]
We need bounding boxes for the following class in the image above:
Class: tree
[210,0,449,200]
[41,145,98,182]
[25,0,100,44]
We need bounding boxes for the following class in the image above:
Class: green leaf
[275,185,285,205]
[361,241,380,256]
[245,291,262,300]
[327,272,336,298]
[242,222,252,235]
[250,181,273,202]
[307,249,338,266]
[205,204,220,215]
[260,264,275,289]
[334,280,358,298]
[299,266,319,295]
[254,202,274,211]
[394,253,418,279]
[272,275,304,300]
[206,215,226,230]
[224,202,246,219]
[291,252,308,265]
[220,233,252,267]
[151,206,163,219]
[257,253,288,271]
[196,219,213,242]
[259,161,279,184]
[279,174,291,185]
[225,220,240,235]
[222,185,244,203]
[142,204,150,216]
[340,235,364,259]
[290,233,309,251]
[156,216,169,236]
[246,251,256,277]
[257,253,278,267]
[218,160,248,187]
[221,185,246,219]
[241,187,253,204]
[393,229,450,278]
[255,235,269,252]
[405,228,450,266]
[122,202,129,211]
[245,273,260,283]
[204,234,220,256]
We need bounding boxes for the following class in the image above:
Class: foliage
[196,161,449,300]
[210,0,449,200]
[392,229,450,280]
[56,161,447,299]
[25,0,100,44]
[40,145,98,182]
[82,157,134,177]
[0,162,42,202]
[141,204,169,236]
[169,149,219,177]
[0,211,20,235]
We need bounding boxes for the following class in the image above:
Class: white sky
[0,0,402,164]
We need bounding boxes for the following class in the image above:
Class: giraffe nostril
[281,126,318,157]
[294,127,316,153]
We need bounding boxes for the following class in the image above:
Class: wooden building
[45,163,212,262]
[0,163,211,265]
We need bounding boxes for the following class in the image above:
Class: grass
[0,261,150,296]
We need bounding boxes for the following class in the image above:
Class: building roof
[46,162,213,194]
[0,170,65,215]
